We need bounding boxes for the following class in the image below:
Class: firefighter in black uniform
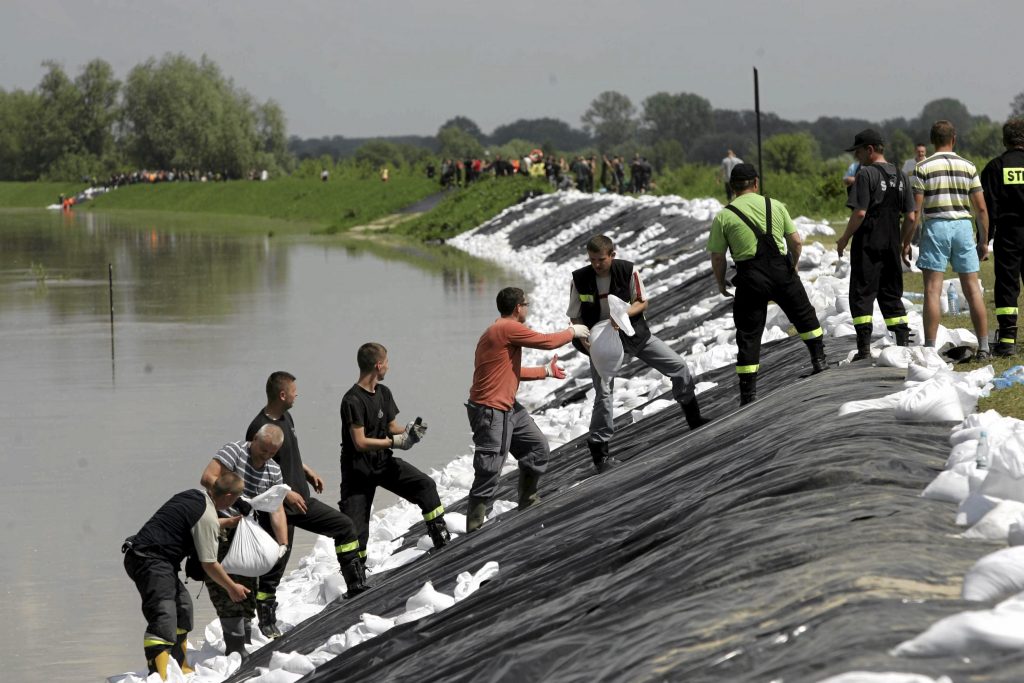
[836,129,917,359]
[981,118,1024,357]
[708,163,827,404]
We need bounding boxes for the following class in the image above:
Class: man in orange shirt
[465,287,590,532]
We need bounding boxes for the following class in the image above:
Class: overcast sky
[3,0,1021,139]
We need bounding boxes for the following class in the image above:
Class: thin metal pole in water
[754,67,763,194]
[108,263,115,379]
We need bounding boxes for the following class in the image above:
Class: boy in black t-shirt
[339,343,450,555]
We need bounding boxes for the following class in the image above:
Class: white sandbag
[589,320,623,379]
[394,605,435,625]
[248,668,304,683]
[876,345,912,369]
[962,546,1024,601]
[893,378,964,422]
[962,500,1024,541]
[955,493,999,527]
[816,673,951,683]
[454,560,501,602]
[606,294,635,336]
[837,392,903,417]
[405,581,455,612]
[920,470,970,504]
[1009,518,1024,546]
[891,594,1024,656]
[268,651,315,675]
[360,613,395,635]
[978,468,1024,503]
[250,484,292,512]
[221,516,280,577]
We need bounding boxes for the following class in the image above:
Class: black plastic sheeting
[224,197,1024,682]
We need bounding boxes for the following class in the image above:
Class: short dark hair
[357,343,387,373]
[496,287,526,315]
[930,120,956,147]
[1004,118,1024,149]
[586,234,615,254]
[265,371,296,401]
[729,178,758,193]
[212,472,244,496]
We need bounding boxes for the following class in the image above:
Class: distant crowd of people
[102,168,269,188]
[433,151,655,194]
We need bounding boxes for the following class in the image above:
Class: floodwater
[0,209,507,682]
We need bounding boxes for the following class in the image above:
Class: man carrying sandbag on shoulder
[199,424,290,657]
[569,234,709,474]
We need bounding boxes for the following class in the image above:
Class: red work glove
[546,355,566,379]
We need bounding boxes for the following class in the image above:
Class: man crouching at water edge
[199,425,290,658]
[122,472,248,680]
[465,286,590,532]
[569,235,708,474]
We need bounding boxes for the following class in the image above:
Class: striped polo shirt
[214,440,283,515]
[912,152,982,220]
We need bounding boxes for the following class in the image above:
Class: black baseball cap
[730,163,759,182]
[845,129,885,151]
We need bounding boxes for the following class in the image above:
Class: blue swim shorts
[917,218,980,273]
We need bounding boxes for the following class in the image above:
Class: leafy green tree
[917,98,971,133]
[437,125,484,159]
[640,92,712,153]
[74,59,120,160]
[964,120,1003,159]
[0,88,42,180]
[581,91,637,151]
[33,61,84,174]
[763,132,820,174]
[1011,92,1024,118]
[886,128,914,167]
[490,117,590,150]
[255,99,293,172]
[438,116,484,142]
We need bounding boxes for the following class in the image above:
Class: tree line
[0,54,291,182]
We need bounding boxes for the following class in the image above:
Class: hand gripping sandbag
[250,483,291,513]
[221,515,280,577]
[589,320,623,379]
[606,294,635,336]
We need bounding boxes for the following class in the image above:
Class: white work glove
[391,432,414,450]
[570,324,590,340]
[545,355,566,379]
[277,544,288,560]
[406,419,428,444]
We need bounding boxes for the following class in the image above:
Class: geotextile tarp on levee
[225,337,1024,683]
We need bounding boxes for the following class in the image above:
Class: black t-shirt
[340,383,399,473]
[847,162,915,213]
[246,410,310,501]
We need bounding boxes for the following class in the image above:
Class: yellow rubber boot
[144,644,171,680]
[172,630,194,674]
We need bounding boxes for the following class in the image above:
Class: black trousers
[994,223,1024,342]
[734,258,821,369]
[340,456,443,555]
[849,243,907,327]
[257,498,361,601]
[124,552,192,646]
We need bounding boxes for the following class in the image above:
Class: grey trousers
[466,400,548,500]
[588,334,696,444]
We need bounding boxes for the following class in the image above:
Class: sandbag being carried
[221,515,280,577]
[250,484,291,512]
[590,320,623,379]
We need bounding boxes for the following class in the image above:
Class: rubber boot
[466,496,487,532]
[426,518,451,548]
[739,374,757,406]
[256,599,282,639]
[243,619,252,645]
[853,324,872,361]
[892,324,911,347]
[807,338,828,374]
[680,397,709,429]
[994,340,1016,357]
[588,440,619,474]
[171,631,193,674]
[341,558,370,599]
[221,617,247,657]
[517,469,541,510]
[144,644,171,680]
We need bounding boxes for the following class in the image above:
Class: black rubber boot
[517,469,541,510]
[994,341,1016,357]
[892,324,911,347]
[853,324,872,360]
[426,518,451,548]
[588,440,619,473]
[739,374,757,405]
[256,600,282,639]
[680,397,710,429]
[340,558,370,599]
[466,496,488,532]
[221,617,248,657]
[807,338,828,374]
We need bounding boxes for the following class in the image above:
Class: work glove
[277,544,289,560]
[406,419,428,444]
[391,432,414,450]
[570,324,590,340]
[546,355,566,379]
[234,498,253,517]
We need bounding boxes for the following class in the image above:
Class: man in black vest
[835,129,917,359]
[568,234,708,472]
[708,164,827,405]
[982,118,1024,357]
[123,473,249,680]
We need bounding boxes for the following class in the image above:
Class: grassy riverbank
[0,182,88,207]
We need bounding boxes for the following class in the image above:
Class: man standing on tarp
[199,425,290,657]
[835,129,916,359]
[981,118,1024,357]
[708,164,827,405]
[569,234,708,472]
[122,473,249,680]
[466,287,589,531]
[246,371,365,639]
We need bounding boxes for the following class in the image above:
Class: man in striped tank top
[905,120,991,358]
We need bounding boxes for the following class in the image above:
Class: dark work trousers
[466,400,548,500]
[124,551,192,646]
[339,456,444,556]
[257,499,361,602]
[849,240,908,329]
[733,255,822,371]
[994,223,1024,343]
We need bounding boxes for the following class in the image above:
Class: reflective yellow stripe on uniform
[336,540,360,554]
[1000,338,1016,344]
[256,591,274,602]
[422,505,444,522]
[176,628,188,635]
[579,294,595,302]
[996,307,1018,316]
[799,327,823,340]
[884,315,908,326]
[736,364,759,374]
[144,637,174,647]
[852,315,873,325]
[358,550,367,559]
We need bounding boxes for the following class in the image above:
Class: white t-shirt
[191,492,221,563]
